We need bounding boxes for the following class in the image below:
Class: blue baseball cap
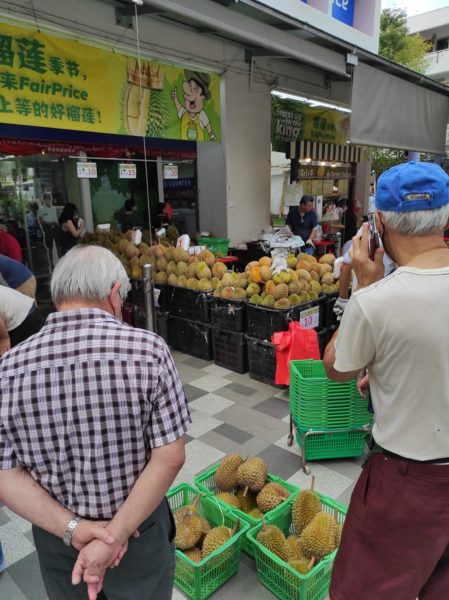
[375,161,449,212]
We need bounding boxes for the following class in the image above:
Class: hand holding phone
[368,213,382,260]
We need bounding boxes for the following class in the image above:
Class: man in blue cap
[323,161,449,600]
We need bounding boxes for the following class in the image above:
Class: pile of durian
[212,454,291,518]
[256,477,342,576]
[245,253,338,309]
[174,494,240,562]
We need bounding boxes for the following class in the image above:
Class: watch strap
[63,515,81,547]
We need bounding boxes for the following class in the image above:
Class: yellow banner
[0,21,221,141]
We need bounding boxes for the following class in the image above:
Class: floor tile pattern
[0,350,363,599]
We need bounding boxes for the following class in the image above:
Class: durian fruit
[198,278,213,292]
[287,557,315,575]
[156,256,168,272]
[245,260,260,272]
[288,281,301,295]
[154,271,168,285]
[291,476,321,534]
[176,261,189,277]
[300,511,337,561]
[199,249,216,267]
[187,277,199,290]
[248,507,262,519]
[249,294,262,304]
[258,256,272,267]
[201,520,239,558]
[260,265,273,282]
[232,287,246,301]
[274,283,289,300]
[273,271,292,285]
[215,453,245,491]
[221,286,234,300]
[166,260,177,275]
[221,272,235,287]
[320,263,333,274]
[296,269,311,282]
[236,457,268,495]
[186,262,197,278]
[287,253,297,268]
[274,298,291,310]
[261,294,275,308]
[246,282,261,297]
[183,547,203,563]
[319,253,335,265]
[216,492,241,510]
[167,273,178,286]
[195,261,212,280]
[177,275,188,288]
[297,260,312,272]
[174,496,211,550]
[236,488,257,513]
[286,534,304,560]
[212,262,227,279]
[256,482,290,513]
[321,272,335,285]
[256,520,292,562]
[210,277,221,291]
[288,294,301,306]
[265,280,276,296]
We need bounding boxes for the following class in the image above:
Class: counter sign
[119,163,137,179]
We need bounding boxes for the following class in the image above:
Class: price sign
[163,164,178,179]
[153,287,161,308]
[300,305,320,330]
[77,161,97,178]
[119,163,137,179]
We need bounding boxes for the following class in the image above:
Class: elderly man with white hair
[0,245,190,600]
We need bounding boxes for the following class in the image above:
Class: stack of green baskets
[194,463,299,557]
[197,236,230,256]
[289,360,373,461]
[167,483,250,600]
[247,493,347,600]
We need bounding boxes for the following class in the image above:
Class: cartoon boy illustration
[172,70,217,141]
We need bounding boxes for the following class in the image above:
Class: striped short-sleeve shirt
[0,308,190,518]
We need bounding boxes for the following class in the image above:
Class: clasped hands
[70,519,139,600]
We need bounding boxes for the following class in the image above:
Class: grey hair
[380,204,449,236]
[51,245,131,306]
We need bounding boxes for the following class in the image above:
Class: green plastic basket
[197,236,230,256]
[246,493,347,600]
[194,464,299,557]
[294,421,369,461]
[290,360,373,429]
[166,483,249,600]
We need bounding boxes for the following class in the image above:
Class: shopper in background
[324,161,449,600]
[0,255,37,299]
[38,193,60,269]
[339,197,358,245]
[0,228,22,262]
[286,194,318,255]
[0,286,43,356]
[119,198,138,233]
[58,202,85,255]
[0,245,190,600]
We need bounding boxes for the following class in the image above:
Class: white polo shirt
[335,266,449,460]
[0,286,34,331]
[38,203,58,225]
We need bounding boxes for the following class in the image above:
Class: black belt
[381,448,449,464]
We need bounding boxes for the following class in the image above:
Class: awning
[286,140,363,162]
[350,63,449,155]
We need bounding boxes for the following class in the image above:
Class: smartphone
[368,213,382,260]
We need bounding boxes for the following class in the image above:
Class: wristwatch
[63,515,81,547]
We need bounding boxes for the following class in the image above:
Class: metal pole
[143,263,156,332]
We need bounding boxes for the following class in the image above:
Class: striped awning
[287,140,363,163]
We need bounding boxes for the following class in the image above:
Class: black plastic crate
[212,328,247,374]
[246,335,284,388]
[168,286,211,323]
[322,292,339,328]
[128,280,170,312]
[210,297,247,333]
[168,316,213,361]
[246,303,298,341]
[155,310,169,342]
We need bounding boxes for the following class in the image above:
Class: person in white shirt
[324,161,449,600]
[0,286,42,356]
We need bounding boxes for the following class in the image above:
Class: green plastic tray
[167,483,249,600]
[246,493,347,600]
[289,360,373,429]
[294,422,369,461]
[197,236,230,256]
[194,464,299,557]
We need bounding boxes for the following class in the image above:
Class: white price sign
[163,164,178,179]
[299,305,320,330]
[119,163,137,179]
[77,161,97,179]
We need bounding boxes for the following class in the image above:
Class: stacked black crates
[210,298,248,374]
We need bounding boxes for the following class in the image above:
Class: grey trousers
[32,499,176,600]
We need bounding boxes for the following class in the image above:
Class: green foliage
[371,148,406,179]
[379,8,431,74]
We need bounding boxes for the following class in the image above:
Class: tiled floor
[0,349,363,600]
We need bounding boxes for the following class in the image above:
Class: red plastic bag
[272,321,320,386]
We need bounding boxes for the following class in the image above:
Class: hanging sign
[0,21,221,141]
[300,305,320,330]
[119,163,137,179]
[76,161,97,178]
[163,164,179,179]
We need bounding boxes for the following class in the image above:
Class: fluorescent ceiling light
[272,90,351,114]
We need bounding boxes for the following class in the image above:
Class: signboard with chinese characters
[77,161,97,178]
[118,163,137,179]
[272,96,350,151]
[0,21,220,141]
